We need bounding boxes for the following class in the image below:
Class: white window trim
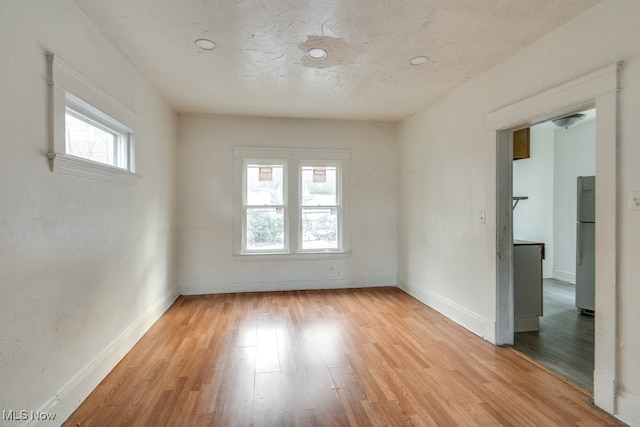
[46,52,142,185]
[241,159,289,254]
[233,147,351,259]
[298,161,342,253]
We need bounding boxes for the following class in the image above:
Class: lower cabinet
[514,241,544,332]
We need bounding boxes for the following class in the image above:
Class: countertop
[514,240,545,259]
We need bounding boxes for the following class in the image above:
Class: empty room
[1,0,639,425]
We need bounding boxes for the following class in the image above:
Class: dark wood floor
[515,279,594,392]
[65,287,619,426]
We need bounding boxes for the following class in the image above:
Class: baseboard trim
[179,276,397,295]
[398,279,493,343]
[553,269,576,284]
[32,291,179,426]
[616,391,640,426]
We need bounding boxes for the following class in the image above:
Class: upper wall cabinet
[513,128,530,160]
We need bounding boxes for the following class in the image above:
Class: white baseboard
[553,269,576,284]
[31,291,179,426]
[179,276,396,295]
[398,279,493,343]
[616,391,640,426]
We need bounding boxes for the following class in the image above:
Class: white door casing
[486,62,620,415]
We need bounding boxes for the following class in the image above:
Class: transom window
[46,51,139,184]
[63,94,135,172]
[65,108,129,169]
[234,148,350,257]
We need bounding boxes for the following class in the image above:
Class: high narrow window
[65,108,128,169]
[62,94,135,173]
[46,51,139,184]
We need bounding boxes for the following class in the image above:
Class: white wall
[553,119,596,283]
[176,114,397,294]
[513,126,555,277]
[397,0,640,423]
[0,0,178,423]
[512,119,596,282]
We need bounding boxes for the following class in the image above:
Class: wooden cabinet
[514,240,544,332]
[513,128,530,160]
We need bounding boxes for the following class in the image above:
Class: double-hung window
[300,165,339,251]
[234,148,350,257]
[244,163,286,252]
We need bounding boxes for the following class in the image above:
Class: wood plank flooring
[64,287,620,426]
[515,279,594,392]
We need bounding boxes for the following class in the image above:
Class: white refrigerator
[576,175,595,314]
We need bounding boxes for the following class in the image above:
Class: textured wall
[176,114,398,294]
[0,0,178,422]
[398,0,640,424]
[552,120,597,282]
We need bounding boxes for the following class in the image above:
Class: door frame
[486,62,621,414]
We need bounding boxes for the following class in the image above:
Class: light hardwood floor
[515,279,594,392]
[65,287,620,426]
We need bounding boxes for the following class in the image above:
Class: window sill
[48,153,142,185]
[233,251,351,262]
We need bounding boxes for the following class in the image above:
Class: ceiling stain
[299,35,362,68]
[72,0,601,121]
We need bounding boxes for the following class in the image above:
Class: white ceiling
[73,0,600,122]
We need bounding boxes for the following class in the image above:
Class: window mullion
[287,160,299,253]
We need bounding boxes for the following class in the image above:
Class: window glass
[302,207,338,249]
[301,166,337,206]
[246,207,285,251]
[246,164,284,206]
[65,109,126,169]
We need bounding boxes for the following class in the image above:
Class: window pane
[246,208,285,251]
[247,164,284,205]
[302,207,338,250]
[302,166,337,206]
[65,111,123,168]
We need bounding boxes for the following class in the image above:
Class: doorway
[487,62,620,413]
[511,111,596,391]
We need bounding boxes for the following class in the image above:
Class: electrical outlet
[478,210,486,224]
[631,191,640,211]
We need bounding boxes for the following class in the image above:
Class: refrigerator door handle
[577,223,583,266]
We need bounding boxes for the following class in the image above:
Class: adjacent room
[511,110,597,391]
[1,0,640,425]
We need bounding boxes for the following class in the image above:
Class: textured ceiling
[73,0,600,122]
